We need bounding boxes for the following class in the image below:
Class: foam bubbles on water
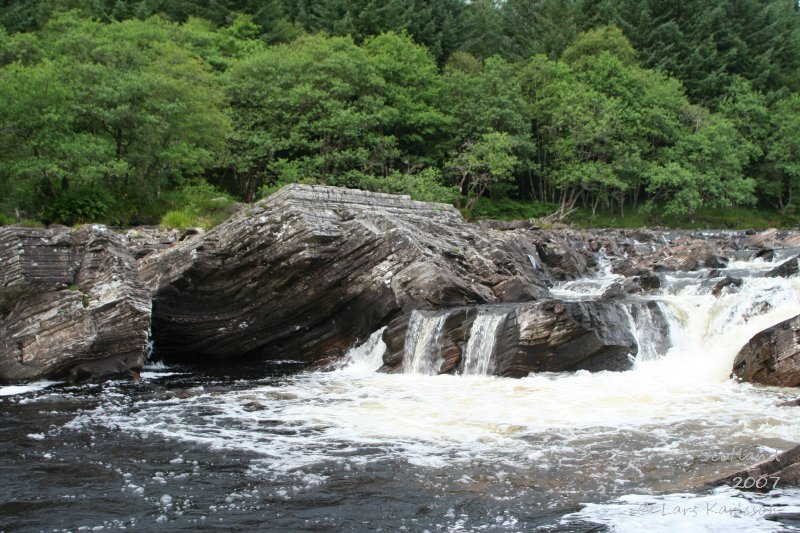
[0,381,59,397]
[564,486,800,532]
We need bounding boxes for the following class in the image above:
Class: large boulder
[732,314,800,387]
[139,185,548,363]
[0,225,151,383]
[498,300,637,376]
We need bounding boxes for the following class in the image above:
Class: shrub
[43,187,112,225]
[160,210,195,230]
[359,168,457,204]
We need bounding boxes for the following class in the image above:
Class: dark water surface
[2,359,800,532]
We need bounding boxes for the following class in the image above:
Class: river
[2,254,800,531]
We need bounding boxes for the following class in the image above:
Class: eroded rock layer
[733,314,800,387]
[0,225,151,382]
[140,185,548,363]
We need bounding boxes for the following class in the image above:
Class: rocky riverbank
[2,184,800,388]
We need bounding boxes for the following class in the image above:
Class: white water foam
[565,486,800,532]
[59,257,800,528]
[0,381,59,396]
[338,327,387,375]
[403,310,449,375]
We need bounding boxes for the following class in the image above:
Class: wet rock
[732,314,800,387]
[704,255,729,269]
[777,397,800,407]
[765,256,799,278]
[140,185,548,364]
[0,225,151,383]
[497,300,636,377]
[380,300,636,377]
[712,276,743,297]
[439,309,477,374]
[600,282,626,300]
[708,444,800,491]
[755,248,775,261]
[613,237,721,275]
[747,228,779,249]
[637,270,662,290]
[534,240,589,281]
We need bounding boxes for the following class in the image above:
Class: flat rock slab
[0,225,151,382]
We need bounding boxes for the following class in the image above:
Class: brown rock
[765,256,799,278]
[707,443,800,491]
[732,314,800,387]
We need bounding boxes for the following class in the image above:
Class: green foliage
[0,4,797,228]
[561,25,636,66]
[579,0,800,105]
[43,187,112,225]
[0,13,231,224]
[226,32,451,200]
[159,181,238,229]
[448,131,519,213]
[159,209,195,230]
[765,93,800,212]
[360,168,457,203]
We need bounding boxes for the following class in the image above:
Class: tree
[561,25,636,67]
[499,0,580,60]
[225,32,451,200]
[765,93,800,212]
[448,131,518,213]
[0,13,230,222]
[647,108,756,216]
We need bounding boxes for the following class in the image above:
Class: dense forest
[1,0,799,228]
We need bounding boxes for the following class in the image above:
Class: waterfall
[649,275,800,382]
[461,311,507,376]
[403,311,449,375]
[341,327,387,373]
[623,301,676,363]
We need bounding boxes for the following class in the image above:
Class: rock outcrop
[733,314,800,387]
[379,300,640,376]
[139,185,549,363]
[0,225,151,383]
[6,185,800,384]
[766,256,800,278]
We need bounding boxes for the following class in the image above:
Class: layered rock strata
[733,314,800,387]
[139,185,548,363]
[0,225,151,382]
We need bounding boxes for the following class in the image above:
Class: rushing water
[3,257,800,531]
[461,311,507,376]
[403,310,450,375]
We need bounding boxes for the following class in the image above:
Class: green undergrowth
[470,198,560,221]
[158,183,239,230]
[570,206,799,229]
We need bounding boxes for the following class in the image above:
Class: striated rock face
[733,314,800,387]
[501,300,636,376]
[379,300,638,376]
[0,225,151,383]
[140,185,548,363]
